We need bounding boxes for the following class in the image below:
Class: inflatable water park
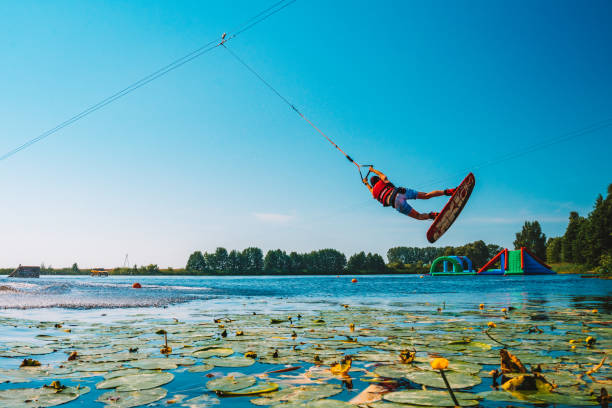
[430,247,556,276]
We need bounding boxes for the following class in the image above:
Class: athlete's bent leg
[395,195,434,221]
[417,190,445,199]
[408,209,431,220]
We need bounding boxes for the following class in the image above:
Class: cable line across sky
[0,0,296,162]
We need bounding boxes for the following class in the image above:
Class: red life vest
[372,180,397,207]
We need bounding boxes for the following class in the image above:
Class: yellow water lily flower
[479,303,485,310]
[330,356,352,375]
[399,349,416,364]
[430,357,449,370]
[487,321,497,328]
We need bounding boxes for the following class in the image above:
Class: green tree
[487,244,503,259]
[288,252,304,273]
[264,249,290,273]
[561,212,582,262]
[242,247,264,274]
[205,247,228,272]
[71,263,79,274]
[545,237,563,263]
[186,251,206,273]
[365,253,386,273]
[226,250,243,273]
[142,264,160,274]
[347,252,367,272]
[514,221,547,260]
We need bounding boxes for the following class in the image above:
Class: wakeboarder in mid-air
[364,168,455,220]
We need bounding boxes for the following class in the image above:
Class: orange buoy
[351,278,357,283]
[132,282,142,289]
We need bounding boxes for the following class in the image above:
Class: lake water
[0,274,610,407]
[1,274,610,317]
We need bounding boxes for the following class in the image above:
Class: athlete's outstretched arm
[369,167,389,183]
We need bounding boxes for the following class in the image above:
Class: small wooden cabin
[9,265,40,278]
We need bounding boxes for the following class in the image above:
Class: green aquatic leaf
[192,347,234,358]
[373,364,418,378]
[0,385,89,407]
[181,394,221,408]
[446,340,492,351]
[103,368,148,379]
[383,389,480,407]
[405,370,482,389]
[250,384,343,405]
[130,357,195,370]
[206,374,257,392]
[187,363,214,373]
[366,402,430,408]
[353,351,398,362]
[207,356,255,367]
[416,360,482,375]
[34,386,90,407]
[97,387,167,407]
[280,399,355,408]
[96,372,174,391]
[219,382,279,396]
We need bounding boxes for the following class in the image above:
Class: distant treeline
[184,248,386,275]
[545,184,612,275]
[387,241,503,270]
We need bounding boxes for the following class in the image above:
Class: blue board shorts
[394,188,419,215]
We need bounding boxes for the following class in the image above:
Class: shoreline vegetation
[3,184,610,278]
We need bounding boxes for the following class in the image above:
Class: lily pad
[0,385,89,407]
[130,357,195,370]
[187,363,214,373]
[250,384,343,405]
[207,356,255,367]
[206,375,256,392]
[383,389,480,406]
[219,382,279,396]
[181,394,221,408]
[281,399,355,408]
[96,372,174,391]
[404,370,482,389]
[97,387,167,407]
[192,347,233,359]
[374,364,418,378]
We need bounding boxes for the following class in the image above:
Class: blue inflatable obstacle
[477,247,556,275]
[429,256,476,276]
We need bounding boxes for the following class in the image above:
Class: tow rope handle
[359,164,375,189]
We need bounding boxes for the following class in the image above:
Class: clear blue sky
[1,0,611,268]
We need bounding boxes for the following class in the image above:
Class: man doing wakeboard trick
[364,167,455,221]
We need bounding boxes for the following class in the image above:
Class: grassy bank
[548,262,592,274]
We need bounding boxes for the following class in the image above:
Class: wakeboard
[426,172,475,243]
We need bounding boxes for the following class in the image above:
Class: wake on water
[0,277,207,309]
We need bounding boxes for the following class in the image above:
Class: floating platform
[430,247,556,276]
[430,256,476,276]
